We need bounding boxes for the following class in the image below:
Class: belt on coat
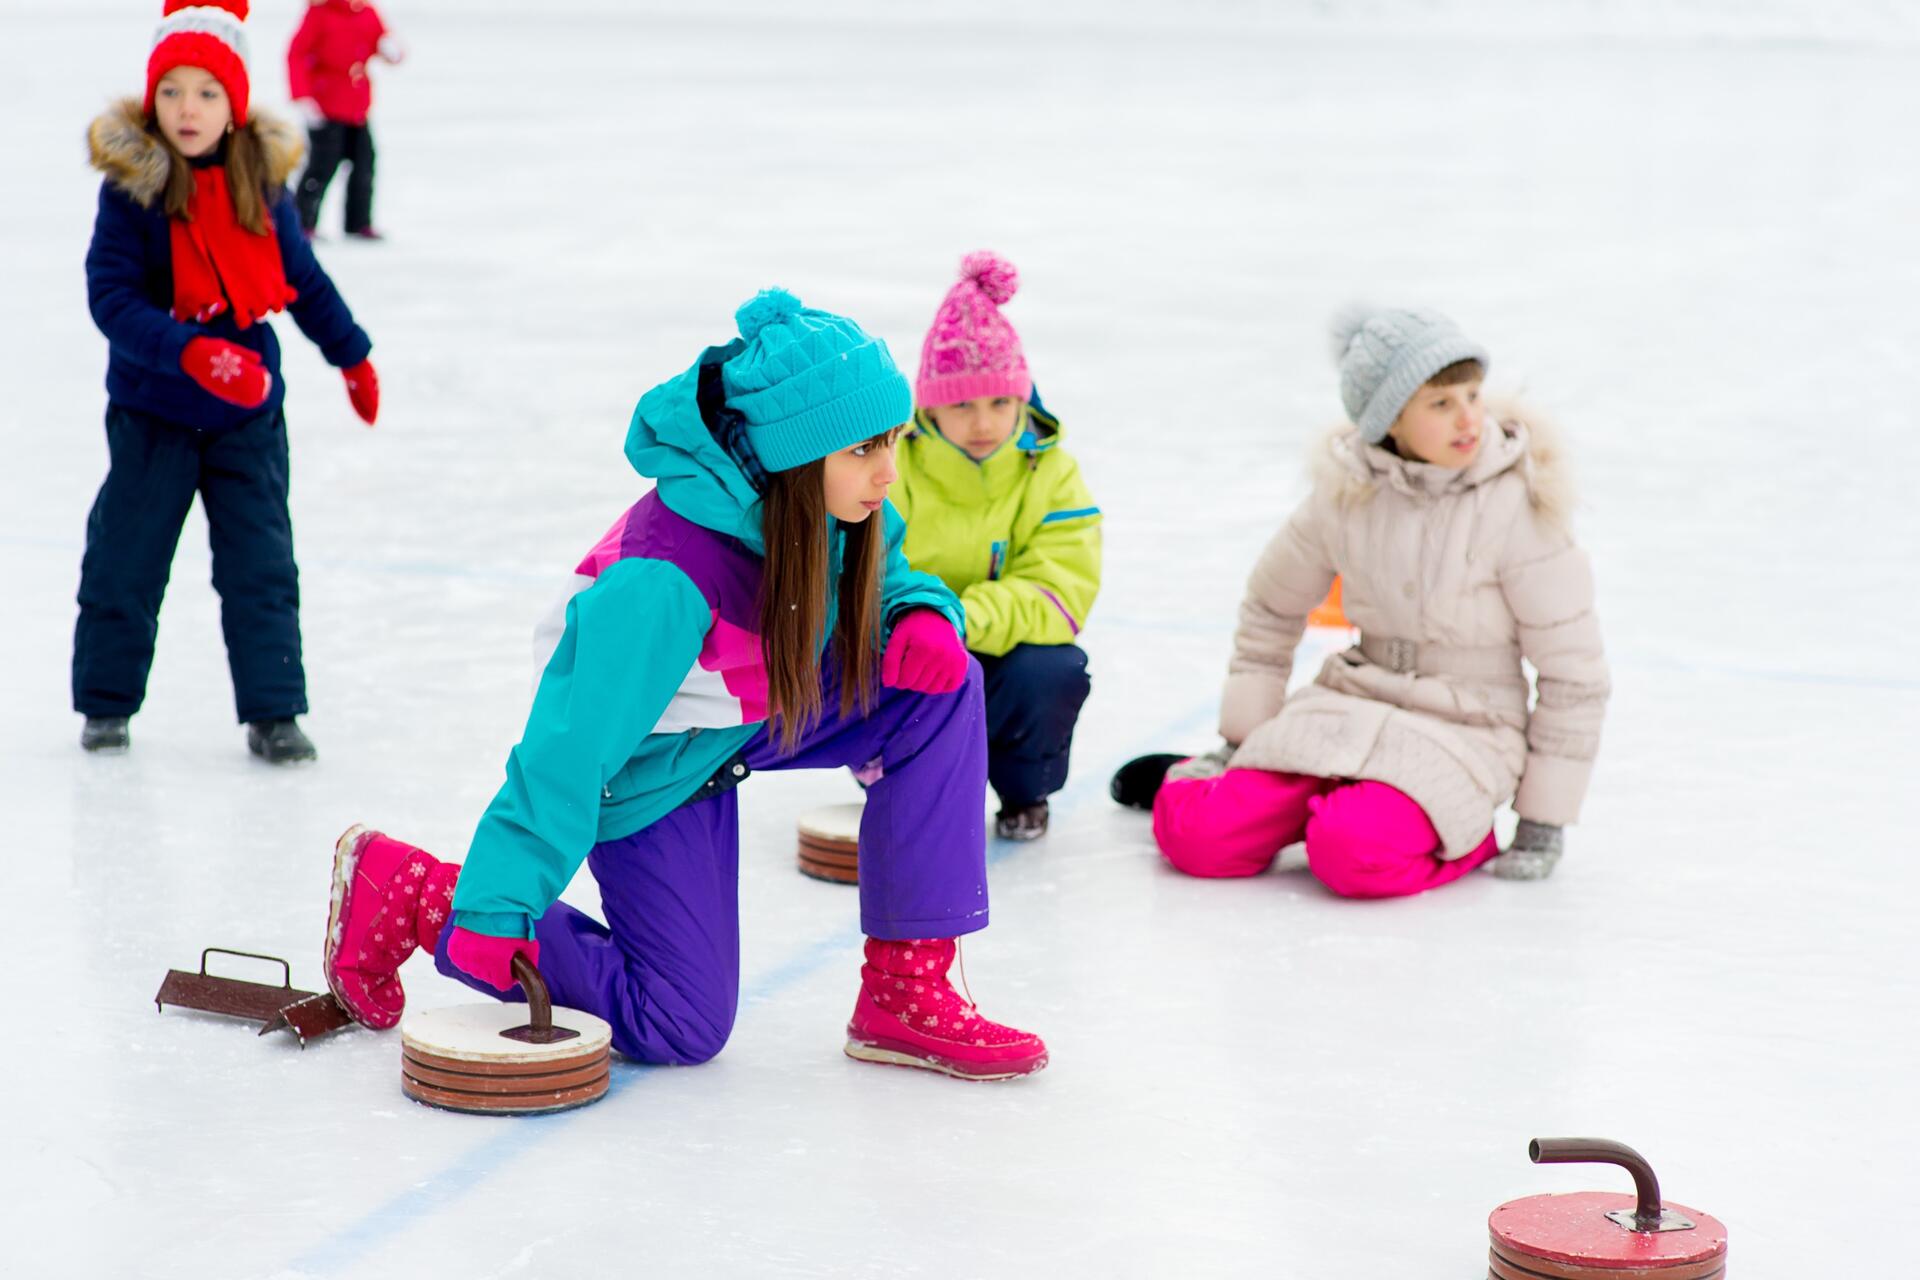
[1357,634,1522,677]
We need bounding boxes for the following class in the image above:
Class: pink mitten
[445,926,540,993]
[881,609,968,694]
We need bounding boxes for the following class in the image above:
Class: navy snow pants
[72,404,306,724]
[977,642,1091,809]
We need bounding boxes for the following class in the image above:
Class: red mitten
[342,359,379,425]
[445,926,540,993]
[882,609,969,694]
[181,336,270,408]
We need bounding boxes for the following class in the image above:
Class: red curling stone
[1490,1139,1728,1279]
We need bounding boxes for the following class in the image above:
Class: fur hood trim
[87,97,304,207]
[1309,397,1575,525]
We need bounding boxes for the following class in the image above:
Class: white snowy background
[2,1,1916,1276]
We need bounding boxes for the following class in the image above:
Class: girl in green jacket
[891,253,1102,841]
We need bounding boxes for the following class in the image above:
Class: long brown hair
[154,121,272,234]
[757,445,890,752]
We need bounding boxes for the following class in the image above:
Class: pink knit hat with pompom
[915,251,1033,407]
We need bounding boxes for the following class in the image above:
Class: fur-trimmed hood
[86,97,304,207]
[1310,398,1575,526]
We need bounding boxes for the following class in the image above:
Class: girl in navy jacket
[76,0,377,763]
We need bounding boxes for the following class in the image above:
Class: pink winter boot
[323,824,458,1030]
[845,938,1048,1081]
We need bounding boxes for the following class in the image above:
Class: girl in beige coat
[1115,308,1609,897]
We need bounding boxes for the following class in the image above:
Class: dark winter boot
[324,825,460,1029]
[80,716,130,754]
[994,801,1049,841]
[1109,752,1185,810]
[248,718,317,764]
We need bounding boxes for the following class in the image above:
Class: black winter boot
[248,718,317,765]
[994,801,1050,842]
[81,716,130,754]
[1109,753,1185,810]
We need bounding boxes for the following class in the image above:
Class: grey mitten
[1489,818,1564,880]
[1166,742,1235,783]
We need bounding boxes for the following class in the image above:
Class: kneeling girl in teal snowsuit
[322,290,1048,1081]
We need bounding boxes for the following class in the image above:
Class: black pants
[977,643,1092,809]
[296,121,376,234]
[72,405,306,724]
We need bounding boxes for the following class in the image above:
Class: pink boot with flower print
[323,824,458,1030]
[844,937,1048,1081]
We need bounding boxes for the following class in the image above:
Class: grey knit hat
[1331,306,1490,444]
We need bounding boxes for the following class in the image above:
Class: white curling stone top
[401,1001,612,1064]
[798,802,864,843]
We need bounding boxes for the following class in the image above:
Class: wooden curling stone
[1490,1139,1728,1279]
[399,955,612,1116]
[797,801,863,885]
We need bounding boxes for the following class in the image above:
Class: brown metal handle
[200,947,292,989]
[1530,1138,1663,1228]
[511,952,551,1035]
[498,952,578,1046]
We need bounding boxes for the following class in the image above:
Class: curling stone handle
[1529,1138,1664,1228]
[497,953,579,1046]
[510,952,553,1036]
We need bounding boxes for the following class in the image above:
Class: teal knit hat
[720,288,913,473]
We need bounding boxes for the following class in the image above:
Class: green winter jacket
[890,397,1102,656]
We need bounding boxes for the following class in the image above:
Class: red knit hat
[144,1,253,125]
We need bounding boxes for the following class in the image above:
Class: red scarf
[169,165,298,328]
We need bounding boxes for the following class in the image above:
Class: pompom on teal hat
[720,288,913,473]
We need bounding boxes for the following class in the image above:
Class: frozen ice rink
[4,2,1917,1275]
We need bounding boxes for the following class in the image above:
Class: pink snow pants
[1152,768,1497,898]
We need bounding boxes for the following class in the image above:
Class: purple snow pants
[435,659,990,1065]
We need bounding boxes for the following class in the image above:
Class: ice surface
[3,3,1916,1276]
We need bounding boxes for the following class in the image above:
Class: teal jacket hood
[624,342,767,554]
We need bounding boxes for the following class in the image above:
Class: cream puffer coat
[1220,407,1609,856]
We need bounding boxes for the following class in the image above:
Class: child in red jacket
[288,0,403,239]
